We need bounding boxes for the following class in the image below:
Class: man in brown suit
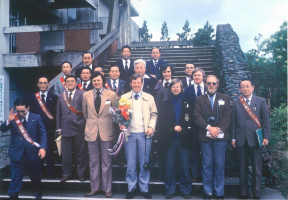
[82,72,118,198]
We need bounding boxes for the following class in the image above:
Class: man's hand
[8,109,17,123]
[145,127,153,136]
[119,125,126,130]
[262,139,269,148]
[38,149,46,159]
[58,130,61,135]
[174,126,182,133]
[150,74,156,79]
[208,126,220,138]
[231,140,236,147]
[157,79,162,83]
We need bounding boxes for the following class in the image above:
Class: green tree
[176,20,191,41]
[140,20,152,42]
[160,21,170,41]
[192,21,215,45]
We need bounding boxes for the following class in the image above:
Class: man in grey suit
[231,78,270,199]
[56,75,87,182]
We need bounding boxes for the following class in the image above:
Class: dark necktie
[164,82,169,88]
[83,82,87,90]
[113,81,117,92]
[125,61,128,72]
[246,99,250,106]
[210,95,214,109]
[189,78,192,87]
[69,92,72,103]
[154,61,157,67]
[95,91,101,114]
[134,94,139,100]
[197,85,202,97]
[22,118,27,128]
[41,94,45,104]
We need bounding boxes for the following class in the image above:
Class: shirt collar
[144,74,150,79]
[132,91,142,99]
[94,87,104,93]
[163,79,171,86]
[82,80,90,85]
[40,90,48,97]
[244,95,253,102]
[153,59,159,63]
[111,79,119,84]
[68,88,76,95]
[22,111,29,121]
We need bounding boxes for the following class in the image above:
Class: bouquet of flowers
[108,98,132,156]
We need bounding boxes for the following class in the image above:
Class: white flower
[256,58,259,62]
[276,48,280,51]
[279,37,283,40]
[273,38,277,42]
[277,55,282,59]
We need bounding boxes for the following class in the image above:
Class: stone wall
[214,24,250,101]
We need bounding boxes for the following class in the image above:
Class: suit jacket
[29,92,58,134]
[231,95,270,147]
[56,89,86,137]
[77,81,94,91]
[121,91,158,137]
[158,97,195,147]
[54,77,81,95]
[116,59,135,83]
[75,65,97,79]
[154,81,172,110]
[106,78,126,96]
[82,89,118,142]
[194,93,231,142]
[0,112,47,161]
[184,84,207,104]
[125,76,156,95]
[146,59,167,80]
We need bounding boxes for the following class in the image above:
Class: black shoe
[126,189,136,199]
[10,193,18,200]
[165,193,174,199]
[182,193,191,199]
[34,190,42,200]
[203,193,213,199]
[239,195,248,199]
[141,192,152,199]
[155,176,165,182]
[253,196,261,199]
[216,196,224,199]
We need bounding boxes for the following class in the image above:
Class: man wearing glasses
[29,76,58,179]
[194,75,231,199]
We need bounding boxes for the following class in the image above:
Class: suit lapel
[88,90,97,115]
[107,79,112,88]
[98,89,108,115]
[250,95,256,109]
[71,90,80,106]
[205,94,213,111]
[238,97,247,117]
[26,113,35,133]
[45,92,52,109]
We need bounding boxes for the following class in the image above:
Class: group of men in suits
[1,45,271,200]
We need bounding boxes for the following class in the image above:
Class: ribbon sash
[62,92,83,115]
[60,77,68,92]
[14,115,40,148]
[104,82,120,99]
[78,83,85,91]
[35,92,55,123]
[239,96,261,128]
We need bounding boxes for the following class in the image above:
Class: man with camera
[194,75,231,199]
[120,74,158,199]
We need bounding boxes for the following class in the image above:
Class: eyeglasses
[207,82,217,86]
[16,110,26,113]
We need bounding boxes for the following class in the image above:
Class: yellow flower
[277,55,282,59]
[256,58,259,62]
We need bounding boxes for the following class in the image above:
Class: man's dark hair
[121,45,131,52]
[38,76,49,83]
[82,51,93,58]
[65,75,77,82]
[130,74,143,83]
[61,61,72,68]
[151,47,161,53]
[160,64,174,80]
[169,78,183,93]
[14,98,29,108]
[91,71,106,87]
[80,66,92,74]
[109,65,120,72]
[239,78,254,87]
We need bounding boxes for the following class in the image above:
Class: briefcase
[55,136,62,156]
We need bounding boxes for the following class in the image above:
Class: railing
[130,40,215,48]
[48,28,119,90]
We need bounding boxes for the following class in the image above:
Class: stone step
[109,56,216,61]
[113,51,215,56]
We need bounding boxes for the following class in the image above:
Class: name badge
[185,114,189,121]
[218,100,225,106]
[253,107,256,111]
[106,100,111,104]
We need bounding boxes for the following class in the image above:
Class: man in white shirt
[75,52,97,78]
[115,45,135,83]
[79,67,93,91]
[181,63,195,88]
[54,61,74,95]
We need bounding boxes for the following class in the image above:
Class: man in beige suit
[82,71,118,197]
[120,73,158,199]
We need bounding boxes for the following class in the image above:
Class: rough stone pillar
[214,24,250,101]
[0,0,10,121]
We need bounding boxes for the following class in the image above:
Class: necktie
[41,94,45,104]
[22,118,27,128]
[83,82,87,90]
[197,85,202,97]
[246,99,250,106]
[125,61,128,72]
[69,92,72,103]
[189,78,192,87]
[134,94,139,100]
[154,61,157,67]
[113,81,117,92]
[95,91,101,114]
[164,82,169,88]
[210,95,214,109]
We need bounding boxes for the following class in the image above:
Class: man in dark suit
[145,47,167,82]
[183,68,206,182]
[94,66,105,76]
[29,76,58,179]
[194,75,231,199]
[106,65,126,97]
[181,63,195,89]
[0,98,47,200]
[78,67,93,91]
[75,52,97,78]
[231,79,270,199]
[115,45,135,83]
[56,75,87,182]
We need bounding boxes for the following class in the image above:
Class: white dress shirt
[186,77,194,87]
[122,59,131,70]
[194,82,205,96]
[39,90,48,102]
[110,79,119,89]
[82,80,91,89]
[163,79,172,87]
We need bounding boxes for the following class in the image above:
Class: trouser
[165,141,192,195]
[8,149,41,197]
[61,134,87,177]
[190,131,201,178]
[237,140,262,197]
[124,132,151,193]
[201,140,226,197]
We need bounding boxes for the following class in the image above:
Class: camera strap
[205,96,218,124]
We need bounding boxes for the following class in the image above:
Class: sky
[131,0,287,52]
